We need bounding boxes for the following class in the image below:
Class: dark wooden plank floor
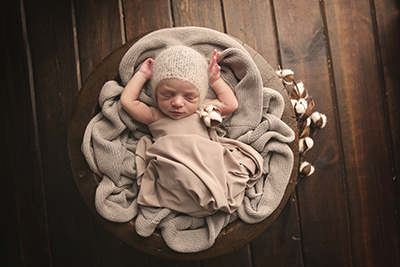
[1,0,399,266]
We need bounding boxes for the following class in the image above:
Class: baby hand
[138,58,154,80]
[208,50,222,86]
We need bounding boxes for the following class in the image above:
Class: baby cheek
[157,99,169,110]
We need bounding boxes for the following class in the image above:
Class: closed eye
[161,93,174,99]
[185,95,198,101]
[184,92,199,100]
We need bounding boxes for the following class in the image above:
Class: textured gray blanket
[81,27,295,253]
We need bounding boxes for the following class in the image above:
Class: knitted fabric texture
[81,27,295,254]
[151,45,209,103]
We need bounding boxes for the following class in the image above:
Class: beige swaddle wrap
[135,114,264,217]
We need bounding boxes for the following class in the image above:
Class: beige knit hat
[151,45,209,103]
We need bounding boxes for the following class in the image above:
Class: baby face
[156,78,200,120]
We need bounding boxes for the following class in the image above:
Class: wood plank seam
[71,0,82,90]
[270,0,283,68]
[118,0,127,44]
[368,0,400,252]
[318,1,355,266]
[19,0,53,264]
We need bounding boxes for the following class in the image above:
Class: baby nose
[172,97,184,107]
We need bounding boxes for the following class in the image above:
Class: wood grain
[172,0,225,31]
[124,0,172,42]
[0,1,51,266]
[74,0,123,83]
[223,0,280,67]
[72,4,150,264]
[324,0,399,266]
[374,0,400,219]
[273,0,352,265]
[23,0,96,265]
[202,244,253,267]
[251,193,303,267]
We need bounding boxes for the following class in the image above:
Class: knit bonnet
[151,45,209,103]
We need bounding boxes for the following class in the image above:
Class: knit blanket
[81,27,295,253]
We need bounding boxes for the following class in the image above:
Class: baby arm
[120,58,158,125]
[208,50,239,116]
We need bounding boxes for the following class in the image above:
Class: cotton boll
[293,98,308,118]
[276,69,295,85]
[299,137,314,153]
[310,112,327,129]
[205,106,214,113]
[209,110,222,121]
[282,70,295,85]
[295,82,308,99]
[299,161,315,177]
[198,105,222,127]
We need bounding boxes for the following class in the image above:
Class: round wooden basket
[68,35,299,260]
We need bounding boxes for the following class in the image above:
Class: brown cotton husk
[283,74,294,84]
[298,117,311,138]
[290,87,300,100]
[303,99,315,118]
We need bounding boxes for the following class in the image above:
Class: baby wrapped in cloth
[135,45,264,217]
[81,27,295,253]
